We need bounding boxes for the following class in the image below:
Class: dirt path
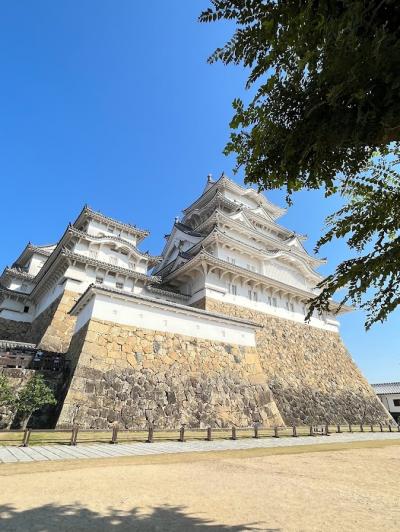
[0,443,399,531]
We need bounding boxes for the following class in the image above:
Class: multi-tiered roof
[0,206,162,315]
[155,174,345,315]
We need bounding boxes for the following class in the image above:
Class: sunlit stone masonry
[0,175,391,428]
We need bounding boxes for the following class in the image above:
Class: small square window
[96,277,104,284]
[116,282,124,290]
[393,399,400,407]
[23,306,30,313]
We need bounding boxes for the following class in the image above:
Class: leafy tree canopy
[17,374,57,428]
[0,374,15,408]
[200,1,400,328]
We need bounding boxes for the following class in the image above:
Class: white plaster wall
[74,293,256,347]
[263,259,309,290]
[0,308,32,322]
[27,254,47,276]
[34,281,67,318]
[223,189,258,210]
[8,279,34,293]
[73,239,148,274]
[378,394,400,415]
[189,272,339,333]
[87,219,137,245]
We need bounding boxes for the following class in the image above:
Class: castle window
[228,284,237,295]
[393,399,400,407]
[248,290,258,301]
[89,250,98,259]
[109,256,118,266]
[227,256,236,265]
[272,297,277,307]
[129,261,136,270]
[290,303,294,312]
[116,282,124,290]
[96,276,104,284]
[285,302,290,311]
[23,306,30,313]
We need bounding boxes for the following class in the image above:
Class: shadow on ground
[0,504,279,531]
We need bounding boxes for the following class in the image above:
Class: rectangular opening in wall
[228,284,237,295]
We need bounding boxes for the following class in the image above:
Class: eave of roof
[12,243,54,268]
[371,382,400,394]
[163,249,351,314]
[182,175,286,219]
[70,227,162,265]
[195,209,323,266]
[62,249,161,283]
[186,228,323,281]
[73,205,149,242]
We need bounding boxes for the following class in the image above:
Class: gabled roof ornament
[207,173,213,183]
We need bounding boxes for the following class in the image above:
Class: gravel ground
[0,441,399,531]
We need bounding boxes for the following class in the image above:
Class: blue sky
[0,1,398,382]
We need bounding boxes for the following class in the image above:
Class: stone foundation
[57,319,283,429]
[0,317,30,343]
[194,297,390,425]
[29,291,79,352]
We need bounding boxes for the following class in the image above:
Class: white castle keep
[0,174,388,429]
[0,174,346,339]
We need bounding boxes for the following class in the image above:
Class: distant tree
[200,1,400,328]
[0,374,16,429]
[16,374,57,429]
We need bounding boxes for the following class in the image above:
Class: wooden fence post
[309,425,314,436]
[349,424,353,433]
[70,425,78,446]
[370,424,374,432]
[388,424,392,432]
[325,423,330,436]
[337,424,341,433]
[379,423,383,432]
[274,427,279,438]
[292,426,297,437]
[22,429,31,447]
[206,427,212,441]
[111,425,118,444]
[147,425,154,443]
[179,426,185,442]
[254,425,259,439]
[231,426,237,440]
[360,424,364,432]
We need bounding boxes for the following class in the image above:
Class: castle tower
[0,206,161,352]
[154,174,388,425]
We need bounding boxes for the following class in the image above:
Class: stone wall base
[29,290,79,352]
[196,297,390,425]
[0,317,31,343]
[57,319,284,429]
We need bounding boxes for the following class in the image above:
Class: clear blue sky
[0,1,398,383]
